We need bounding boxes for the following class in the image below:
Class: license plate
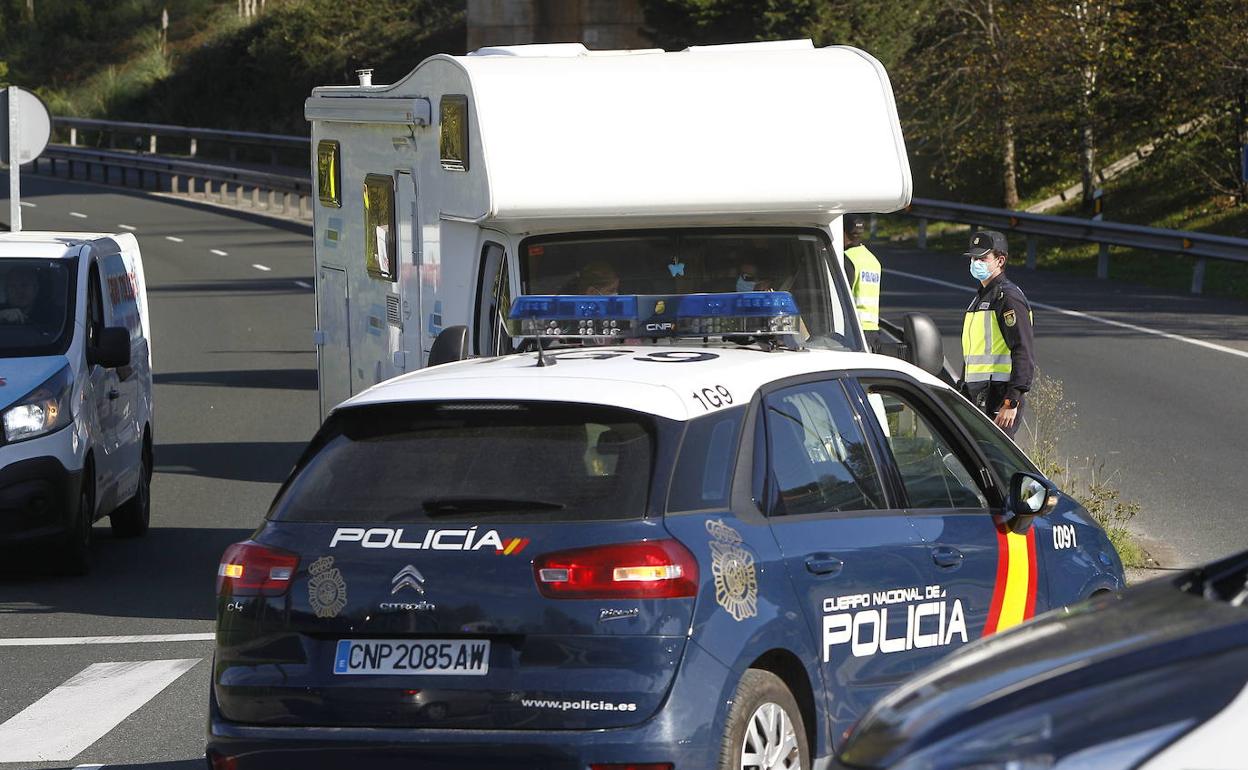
[333,639,490,676]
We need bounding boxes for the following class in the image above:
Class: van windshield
[519,229,859,350]
[270,402,657,523]
[0,259,76,358]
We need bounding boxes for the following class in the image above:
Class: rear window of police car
[270,402,655,523]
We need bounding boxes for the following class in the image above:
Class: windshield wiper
[419,496,566,515]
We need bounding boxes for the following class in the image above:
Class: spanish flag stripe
[1024,529,1039,619]
[996,531,1031,630]
[982,526,1010,635]
[503,538,520,555]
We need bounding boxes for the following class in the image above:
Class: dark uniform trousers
[960,274,1035,438]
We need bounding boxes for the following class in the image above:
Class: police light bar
[507,291,801,340]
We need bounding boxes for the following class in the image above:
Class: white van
[304,40,916,418]
[0,232,153,574]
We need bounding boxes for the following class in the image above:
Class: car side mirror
[428,325,469,367]
[91,327,131,369]
[1008,471,1059,525]
[902,313,945,379]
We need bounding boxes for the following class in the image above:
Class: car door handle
[107,388,120,400]
[931,546,964,568]
[805,554,844,576]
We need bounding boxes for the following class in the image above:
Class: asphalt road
[0,173,317,769]
[878,244,1248,569]
[0,173,1245,767]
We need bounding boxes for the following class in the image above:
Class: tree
[639,0,820,49]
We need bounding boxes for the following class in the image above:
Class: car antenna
[535,334,555,367]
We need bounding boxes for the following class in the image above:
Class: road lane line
[0,632,215,647]
[165,236,184,243]
[0,659,200,762]
[295,280,312,289]
[19,201,35,208]
[891,269,1248,362]
[252,263,272,272]
[69,212,88,218]
[211,249,228,256]
[118,224,137,231]
[73,765,105,769]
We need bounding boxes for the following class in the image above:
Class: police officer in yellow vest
[843,215,882,352]
[960,230,1035,437]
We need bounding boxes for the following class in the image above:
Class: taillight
[217,541,299,597]
[534,540,698,599]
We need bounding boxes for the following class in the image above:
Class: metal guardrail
[53,116,308,163]
[31,145,313,220]
[906,197,1248,295]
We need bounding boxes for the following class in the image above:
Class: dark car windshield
[519,228,859,351]
[270,401,656,523]
[0,258,77,358]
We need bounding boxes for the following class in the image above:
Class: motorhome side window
[363,173,397,281]
[476,242,512,356]
[316,140,341,208]
[439,95,469,171]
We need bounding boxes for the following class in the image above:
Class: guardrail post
[70,128,77,146]
[190,138,198,157]
[1097,243,1110,279]
[1191,257,1207,295]
[1026,235,1037,270]
[252,186,261,208]
[149,134,157,154]
[300,195,310,219]
[917,218,928,250]
[171,175,180,194]
[236,184,245,207]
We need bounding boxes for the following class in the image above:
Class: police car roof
[0,231,120,259]
[341,345,949,421]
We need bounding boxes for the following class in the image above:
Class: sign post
[0,86,53,233]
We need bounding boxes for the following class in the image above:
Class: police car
[208,291,1124,770]
[836,549,1248,770]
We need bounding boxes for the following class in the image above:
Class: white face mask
[736,276,757,292]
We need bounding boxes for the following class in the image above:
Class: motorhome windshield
[519,229,858,350]
[0,259,76,358]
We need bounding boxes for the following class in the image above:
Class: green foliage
[639,0,820,49]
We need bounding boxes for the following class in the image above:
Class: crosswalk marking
[0,658,200,763]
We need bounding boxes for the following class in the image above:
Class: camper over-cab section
[305,40,912,418]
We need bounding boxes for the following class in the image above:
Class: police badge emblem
[308,556,348,618]
[706,519,758,622]
[1003,309,1017,327]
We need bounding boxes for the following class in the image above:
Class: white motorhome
[304,40,914,418]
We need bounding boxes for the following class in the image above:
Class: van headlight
[2,365,74,443]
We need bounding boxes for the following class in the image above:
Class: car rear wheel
[719,669,808,770]
[111,440,152,537]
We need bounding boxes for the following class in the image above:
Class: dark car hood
[839,550,1248,767]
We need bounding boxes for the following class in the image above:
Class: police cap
[964,230,1009,258]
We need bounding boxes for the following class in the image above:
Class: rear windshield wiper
[419,496,566,515]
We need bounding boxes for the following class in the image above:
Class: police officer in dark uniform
[959,230,1034,437]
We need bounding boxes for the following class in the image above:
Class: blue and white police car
[208,292,1124,770]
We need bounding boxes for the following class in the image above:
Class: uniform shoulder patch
[1003,309,1017,327]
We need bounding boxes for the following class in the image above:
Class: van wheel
[719,669,808,770]
[60,484,94,576]
[111,441,152,538]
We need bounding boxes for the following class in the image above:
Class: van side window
[86,262,105,351]
[439,95,469,171]
[763,379,885,516]
[475,242,512,356]
[363,173,396,281]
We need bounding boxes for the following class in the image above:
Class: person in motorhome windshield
[0,266,45,325]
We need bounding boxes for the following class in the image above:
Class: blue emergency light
[507,291,801,340]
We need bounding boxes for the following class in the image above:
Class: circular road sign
[0,86,52,167]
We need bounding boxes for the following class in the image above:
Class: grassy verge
[1019,372,1150,568]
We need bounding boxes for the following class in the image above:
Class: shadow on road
[0,525,252,620]
[147,277,313,295]
[155,441,306,484]
[155,369,317,391]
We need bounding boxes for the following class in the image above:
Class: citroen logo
[391,565,426,595]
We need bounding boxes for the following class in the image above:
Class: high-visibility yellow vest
[961,307,1012,382]
[845,244,881,331]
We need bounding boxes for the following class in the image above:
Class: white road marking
[891,269,1248,362]
[0,632,214,647]
[73,765,105,769]
[19,201,35,208]
[210,249,229,256]
[252,263,272,272]
[165,236,184,243]
[118,224,137,231]
[69,212,88,219]
[0,659,200,762]
[295,280,312,289]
